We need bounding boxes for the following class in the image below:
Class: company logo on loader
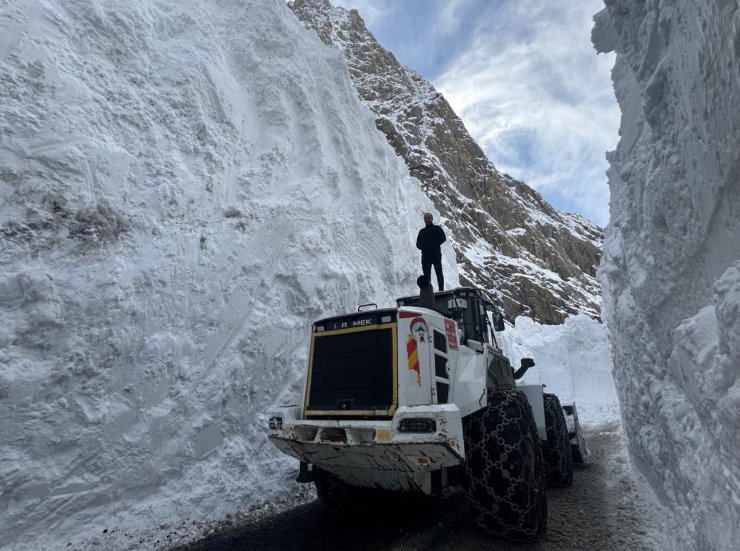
[410,317,427,342]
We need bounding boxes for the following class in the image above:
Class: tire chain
[461,389,547,541]
[542,393,574,486]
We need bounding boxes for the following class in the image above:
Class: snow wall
[0,0,459,548]
[594,1,740,548]
[499,315,618,427]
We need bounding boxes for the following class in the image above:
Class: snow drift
[0,0,458,548]
[594,1,740,548]
[499,315,618,427]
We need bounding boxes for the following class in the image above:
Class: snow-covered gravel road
[175,422,668,551]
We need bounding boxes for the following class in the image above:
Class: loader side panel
[398,313,435,407]
[517,384,547,441]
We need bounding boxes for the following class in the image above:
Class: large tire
[542,393,574,486]
[461,389,547,541]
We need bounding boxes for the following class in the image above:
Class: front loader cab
[396,287,493,348]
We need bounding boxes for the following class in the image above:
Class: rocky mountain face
[290,0,603,324]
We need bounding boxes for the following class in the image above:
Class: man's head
[423,213,433,225]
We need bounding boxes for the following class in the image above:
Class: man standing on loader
[416,212,446,291]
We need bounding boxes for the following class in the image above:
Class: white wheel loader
[268,286,587,541]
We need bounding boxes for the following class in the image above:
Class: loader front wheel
[461,389,547,541]
[542,393,573,486]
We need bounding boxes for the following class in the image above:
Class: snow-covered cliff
[0,0,458,548]
[594,1,740,548]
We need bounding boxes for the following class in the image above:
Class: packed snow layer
[0,0,459,548]
[499,315,619,426]
[595,1,740,548]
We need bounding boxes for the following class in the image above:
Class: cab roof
[395,286,485,304]
[313,308,397,327]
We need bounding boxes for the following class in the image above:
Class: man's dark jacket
[416,224,446,259]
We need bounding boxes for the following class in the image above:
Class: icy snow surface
[595,1,740,548]
[0,0,459,549]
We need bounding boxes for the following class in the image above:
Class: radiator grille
[305,325,396,417]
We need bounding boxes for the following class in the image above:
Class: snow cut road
[176,423,668,551]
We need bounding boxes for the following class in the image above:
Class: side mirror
[493,312,505,332]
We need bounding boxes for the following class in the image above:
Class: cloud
[334,0,397,27]
[434,0,474,35]
[434,0,619,225]
[335,0,486,78]
[333,0,619,226]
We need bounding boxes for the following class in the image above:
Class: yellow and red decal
[406,333,421,385]
[406,316,427,386]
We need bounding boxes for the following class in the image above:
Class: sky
[333,0,620,227]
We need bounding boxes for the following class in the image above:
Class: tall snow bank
[594,1,740,548]
[0,0,458,548]
[499,315,619,426]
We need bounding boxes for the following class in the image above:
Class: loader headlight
[398,418,436,433]
[268,416,283,430]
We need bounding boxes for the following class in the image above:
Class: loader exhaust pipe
[417,275,434,309]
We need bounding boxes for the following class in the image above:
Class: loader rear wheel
[461,389,547,541]
[542,393,573,486]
